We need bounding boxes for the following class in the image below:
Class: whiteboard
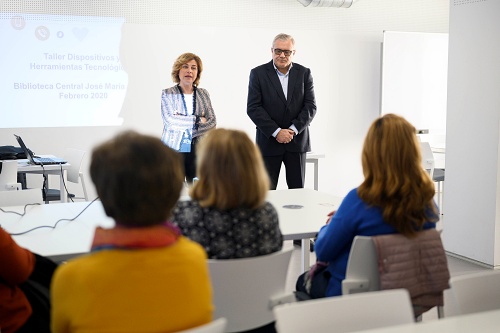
[381,31,448,135]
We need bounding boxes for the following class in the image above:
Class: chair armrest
[341,278,371,295]
[269,293,299,309]
[6,182,22,190]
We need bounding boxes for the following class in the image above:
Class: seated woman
[297,113,439,298]
[0,229,56,333]
[50,131,213,333]
[172,128,283,259]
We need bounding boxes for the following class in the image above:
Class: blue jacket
[314,188,437,297]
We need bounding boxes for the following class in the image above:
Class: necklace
[177,84,197,115]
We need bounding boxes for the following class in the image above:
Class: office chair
[447,270,500,316]
[177,318,227,333]
[341,230,450,319]
[0,188,43,207]
[273,289,415,333]
[420,142,435,179]
[433,167,445,212]
[0,160,22,191]
[420,142,445,210]
[208,248,293,332]
[44,148,88,203]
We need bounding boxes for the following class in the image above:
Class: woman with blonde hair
[172,128,283,259]
[161,52,216,183]
[296,113,439,298]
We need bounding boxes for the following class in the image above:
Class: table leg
[313,160,319,191]
[59,171,68,203]
[301,238,311,273]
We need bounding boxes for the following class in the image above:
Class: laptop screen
[14,134,36,164]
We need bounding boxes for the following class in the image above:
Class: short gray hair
[272,33,295,48]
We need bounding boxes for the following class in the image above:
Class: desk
[17,159,70,202]
[354,308,500,333]
[267,189,342,272]
[2,189,342,270]
[306,152,325,190]
[2,201,113,262]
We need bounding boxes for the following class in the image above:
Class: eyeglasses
[273,49,294,56]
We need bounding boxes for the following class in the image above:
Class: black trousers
[181,136,200,183]
[262,151,306,190]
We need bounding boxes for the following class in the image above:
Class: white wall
[444,0,500,267]
[0,0,449,200]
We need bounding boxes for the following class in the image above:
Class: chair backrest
[0,160,21,191]
[273,289,415,333]
[208,249,293,332]
[0,188,43,207]
[420,141,435,178]
[177,318,227,333]
[63,148,86,183]
[342,231,449,318]
[449,270,500,315]
[341,236,380,294]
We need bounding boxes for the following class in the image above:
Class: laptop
[14,134,67,165]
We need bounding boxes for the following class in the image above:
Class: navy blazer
[247,60,317,156]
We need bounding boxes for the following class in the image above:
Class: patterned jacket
[161,86,216,148]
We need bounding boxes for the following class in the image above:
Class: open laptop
[14,134,67,165]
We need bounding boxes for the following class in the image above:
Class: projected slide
[0,13,127,128]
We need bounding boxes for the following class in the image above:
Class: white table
[306,152,325,190]
[267,189,342,272]
[17,159,70,202]
[2,189,342,269]
[354,308,500,333]
[2,200,113,262]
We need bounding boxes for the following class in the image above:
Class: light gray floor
[283,240,492,321]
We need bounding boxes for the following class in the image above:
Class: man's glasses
[273,49,294,56]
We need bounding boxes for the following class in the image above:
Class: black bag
[0,145,28,159]
[296,262,330,299]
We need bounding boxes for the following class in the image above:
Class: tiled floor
[283,240,492,321]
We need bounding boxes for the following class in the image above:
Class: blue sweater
[314,188,436,297]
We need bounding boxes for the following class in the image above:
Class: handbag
[296,261,330,299]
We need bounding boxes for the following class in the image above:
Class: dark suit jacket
[247,61,317,156]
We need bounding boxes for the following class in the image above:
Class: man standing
[247,33,317,190]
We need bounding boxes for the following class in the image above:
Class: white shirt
[272,62,298,137]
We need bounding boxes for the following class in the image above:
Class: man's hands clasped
[276,129,295,144]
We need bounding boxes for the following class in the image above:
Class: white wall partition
[444,0,500,267]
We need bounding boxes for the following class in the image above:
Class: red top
[0,228,35,333]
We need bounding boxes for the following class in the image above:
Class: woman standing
[161,52,216,183]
